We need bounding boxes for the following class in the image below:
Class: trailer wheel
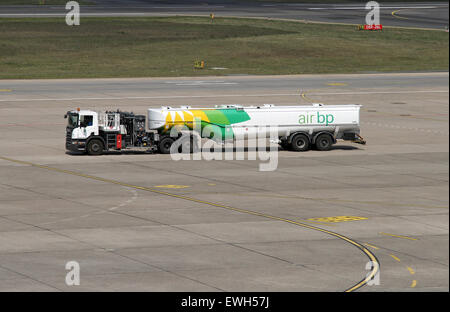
[315,133,333,151]
[290,134,310,152]
[159,136,175,154]
[87,139,104,155]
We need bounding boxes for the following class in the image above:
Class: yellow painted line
[155,185,189,189]
[301,219,337,226]
[0,155,380,292]
[392,9,410,20]
[380,232,418,241]
[407,267,415,275]
[411,280,417,288]
[0,89,12,92]
[207,183,216,186]
[307,216,368,223]
[364,243,379,250]
[300,91,314,103]
[390,254,401,262]
[231,193,447,209]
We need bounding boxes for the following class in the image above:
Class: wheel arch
[86,135,106,150]
[287,131,311,143]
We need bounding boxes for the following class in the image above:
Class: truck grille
[66,128,72,147]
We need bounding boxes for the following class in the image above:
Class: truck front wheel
[159,136,175,154]
[87,139,104,155]
[315,133,333,151]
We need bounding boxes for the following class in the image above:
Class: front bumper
[66,140,86,152]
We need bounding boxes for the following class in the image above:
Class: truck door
[79,114,97,139]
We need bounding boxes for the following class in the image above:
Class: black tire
[290,134,310,152]
[279,141,291,151]
[158,136,175,154]
[86,139,104,155]
[315,133,333,151]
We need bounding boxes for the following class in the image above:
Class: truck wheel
[159,136,175,154]
[87,139,104,155]
[290,134,310,152]
[315,133,333,151]
[279,140,291,151]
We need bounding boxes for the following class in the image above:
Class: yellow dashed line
[365,243,379,250]
[380,232,418,241]
[0,89,12,92]
[0,155,380,292]
[411,280,417,288]
[407,267,415,275]
[155,185,189,189]
[307,216,368,223]
[390,254,401,262]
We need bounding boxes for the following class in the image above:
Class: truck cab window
[80,115,93,127]
[68,114,78,128]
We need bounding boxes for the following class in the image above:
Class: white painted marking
[175,82,237,86]
[0,90,447,102]
[308,6,438,10]
[165,80,237,86]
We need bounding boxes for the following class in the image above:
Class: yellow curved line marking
[411,280,417,288]
[300,91,314,103]
[380,232,418,241]
[390,254,401,262]
[0,155,380,292]
[392,9,410,20]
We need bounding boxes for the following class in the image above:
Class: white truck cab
[71,110,99,139]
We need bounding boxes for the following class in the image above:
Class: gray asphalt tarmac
[0,72,448,291]
[0,1,448,30]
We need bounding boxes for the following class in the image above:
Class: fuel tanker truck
[65,104,365,155]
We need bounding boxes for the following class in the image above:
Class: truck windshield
[67,113,78,128]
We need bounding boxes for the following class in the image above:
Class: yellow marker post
[210,13,215,23]
[194,60,205,69]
